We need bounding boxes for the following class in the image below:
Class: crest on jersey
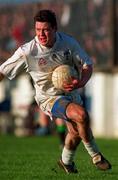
[38,58,47,66]
[64,49,71,60]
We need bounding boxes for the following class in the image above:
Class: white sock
[62,146,75,165]
[82,138,99,157]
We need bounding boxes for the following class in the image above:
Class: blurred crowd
[0,0,115,68]
[0,0,117,137]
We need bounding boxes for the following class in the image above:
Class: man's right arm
[0,72,5,81]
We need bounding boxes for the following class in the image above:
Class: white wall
[112,74,118,137]
[85,72,116,138]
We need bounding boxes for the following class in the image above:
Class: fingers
[62,78,79,92]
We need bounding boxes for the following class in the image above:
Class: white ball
[52,65,79,90]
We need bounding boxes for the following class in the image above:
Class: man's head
[34,9,57,47]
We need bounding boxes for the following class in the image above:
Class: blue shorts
[51,96,73,121]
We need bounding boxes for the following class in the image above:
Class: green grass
[0,135,118,180]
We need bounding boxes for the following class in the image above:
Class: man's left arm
[62,65,93,92]
[72,40,93,89]
[77,64,93,88]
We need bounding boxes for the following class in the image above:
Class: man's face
[35,21,56,47]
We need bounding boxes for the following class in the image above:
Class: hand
[62,77,79,92]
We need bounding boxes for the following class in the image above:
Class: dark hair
[34,9,57,30]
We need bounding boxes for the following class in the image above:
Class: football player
[0,9,111,173]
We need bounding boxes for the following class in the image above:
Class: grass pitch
[0,135,118,180]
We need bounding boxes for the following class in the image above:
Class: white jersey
[0,32,92,115]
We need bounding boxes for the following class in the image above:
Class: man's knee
[66,103,89,124]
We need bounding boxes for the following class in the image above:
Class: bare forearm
[62,65,93,92]
[78,65,93,88]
